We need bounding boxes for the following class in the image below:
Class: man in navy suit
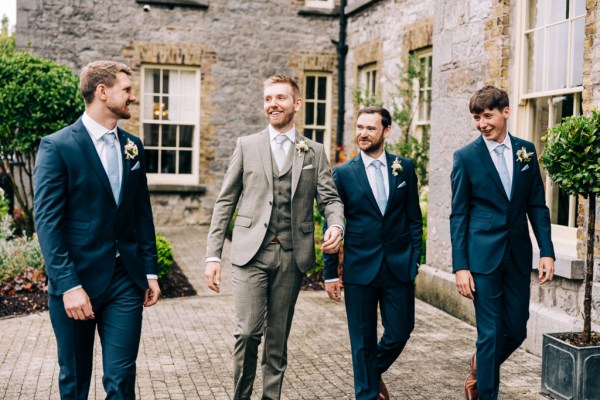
[450,86,555,400]
[324,106,423,400]
[34,60,160,399]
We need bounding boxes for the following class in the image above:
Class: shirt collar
[360,151,387,169]
[483,132,512,154]
[82,112,118,141]
[268,124,296,143]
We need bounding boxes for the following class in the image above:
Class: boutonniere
[295,137,315,157]
[124,138,139,160]
[391,157,403,176]
[516,146,534,163]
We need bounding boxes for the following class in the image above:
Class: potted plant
[539,110,600,400]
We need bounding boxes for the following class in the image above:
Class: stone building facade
[17,0,600,355]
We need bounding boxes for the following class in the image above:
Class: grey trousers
[231,244,304,400]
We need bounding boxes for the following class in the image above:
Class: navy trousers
[344,261,415,400]
[471,247,530,400]
[48,262,145,400]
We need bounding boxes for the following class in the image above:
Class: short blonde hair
[263,74,300,99]
[80,60,131,104]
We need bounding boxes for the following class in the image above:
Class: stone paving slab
[0,226,548,399]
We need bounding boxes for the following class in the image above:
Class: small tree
[0,50,84,235]
[540,110,600,345]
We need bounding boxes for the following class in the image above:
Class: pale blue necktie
[371,160,387,214]
[102,132,120,202]
[273,134,288,171]
[493,144,511,199]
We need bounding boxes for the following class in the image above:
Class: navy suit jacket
[450,133,554,275]
[34,118,158,299]
[323,152,423,284]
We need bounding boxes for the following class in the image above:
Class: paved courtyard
[0,226,547,399]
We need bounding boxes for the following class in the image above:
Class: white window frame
[140,65,201,185]
[303,72,333,160]
[515,0,585,254]
[359,63,378,102]
[410,48,432,142]
[305,0,334,8]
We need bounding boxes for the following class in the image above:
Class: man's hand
[322,226,342,254]
[144,279,161,307]
[205,261,222,293]
[455,269,476,301]
[325,281,342,302]
[539,256,555,284]
[63,288,95,320]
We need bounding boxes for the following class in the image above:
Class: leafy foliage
[0,49,84,234]
[156,233,174,283]
[0,216,44,284]
[0,15,15,56]
[308,202,325,276]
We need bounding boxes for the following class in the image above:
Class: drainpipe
[334,0,348,163]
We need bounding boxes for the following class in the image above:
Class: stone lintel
[135,0,208,10]
[533,248,584,280]
[298,5,339,17]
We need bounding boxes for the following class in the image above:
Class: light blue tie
[102,132,120,203]
[493,144,511,199]
[371,160,387,214]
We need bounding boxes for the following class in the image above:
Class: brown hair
[469,86,509,114]
[263,74,301,99]
[80,60,132,104]
[357,106,392,129]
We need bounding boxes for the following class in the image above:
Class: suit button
[269,201,273,205]
[264,223,268,228]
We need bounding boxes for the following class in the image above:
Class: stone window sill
[135,0,208,10]
[149,184,206,195]
[298,6,339,17]
[533,248,584,280]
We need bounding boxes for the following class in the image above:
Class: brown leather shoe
[464,352,478,400]
[378,377,390,400]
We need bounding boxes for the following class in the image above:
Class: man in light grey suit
[205,74,344,400]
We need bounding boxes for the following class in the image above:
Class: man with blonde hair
[34,60,159,399]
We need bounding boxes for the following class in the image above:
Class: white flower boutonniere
[391,157,403,176]
[516,146,534,163]
[295,137,315,157]
[124,138,139,160]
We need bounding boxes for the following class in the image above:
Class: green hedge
[155,233,173,283]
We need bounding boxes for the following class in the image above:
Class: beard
[108,102,131,120]
[357,134,385,154]
[268,109,295,130]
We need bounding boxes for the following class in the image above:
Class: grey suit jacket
[206,128,344,272]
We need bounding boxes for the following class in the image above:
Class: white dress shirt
[483,133,514,182]
[268,124,296,156]
[360,151,390,200]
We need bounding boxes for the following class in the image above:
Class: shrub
[308,202,325,276]
[155,233,174,283]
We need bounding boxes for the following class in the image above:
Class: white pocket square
[302,164,314,170]
[397,181,407,188]
[131,161,140,171]
[521,164,529,172]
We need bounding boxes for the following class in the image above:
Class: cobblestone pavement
[0,226,547,399]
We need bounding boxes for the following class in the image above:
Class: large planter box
[541,333,600,399]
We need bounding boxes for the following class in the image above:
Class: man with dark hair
[34,60,159,399]
[450,86,555,400]
[324,106,423,400]
[205,74,344,399]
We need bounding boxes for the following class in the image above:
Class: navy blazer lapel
[508,133,521,201]
[117,128,131,206]
[71,119,116,204]
[350,154,381,213]
[385,152,398,211]
[474,136,509,201]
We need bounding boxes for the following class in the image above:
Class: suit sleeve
[449,151,471,272]
[322,166,344,280]
[132,138,158,275]
[314,145,344,229]
[405,160,423,266]
[526,147,555,259]
[206,137,244,259]
[33,138,81,294]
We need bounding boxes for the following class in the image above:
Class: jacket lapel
[350,153,381,214]
[385,152,398,212]
[291,137,304,199]
[258,128,274,191]
[509,133,521,202]
[117,128,130,206]
[474,136,509,201]
[71,119,116,205]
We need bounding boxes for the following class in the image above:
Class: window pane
[316,103,326,125]
[526,30,545,92]
[144,69,158,94]
[306,76,315,100]
[180,71,196,96]
[163,125,177,147]
[143,124,160,146]
[547,0,568,24]
[153,96,161,120]
[545,23,568,91]
[163,69,170,94]
[153,70,161,93]
[162,97,170,120]
[161,150,176,173]
[528,0,545,29]
[315,129,324,144]
[318,77,327,100]
[573,0,586,16]
[305,103,315,125]
[179,125,194,147]
[179,151,192,174]
[304,129,314,141]
[143,95,154,120]
[571,17,584,87]
[146,149,159,173]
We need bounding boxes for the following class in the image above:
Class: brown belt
[270,237,281,244]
